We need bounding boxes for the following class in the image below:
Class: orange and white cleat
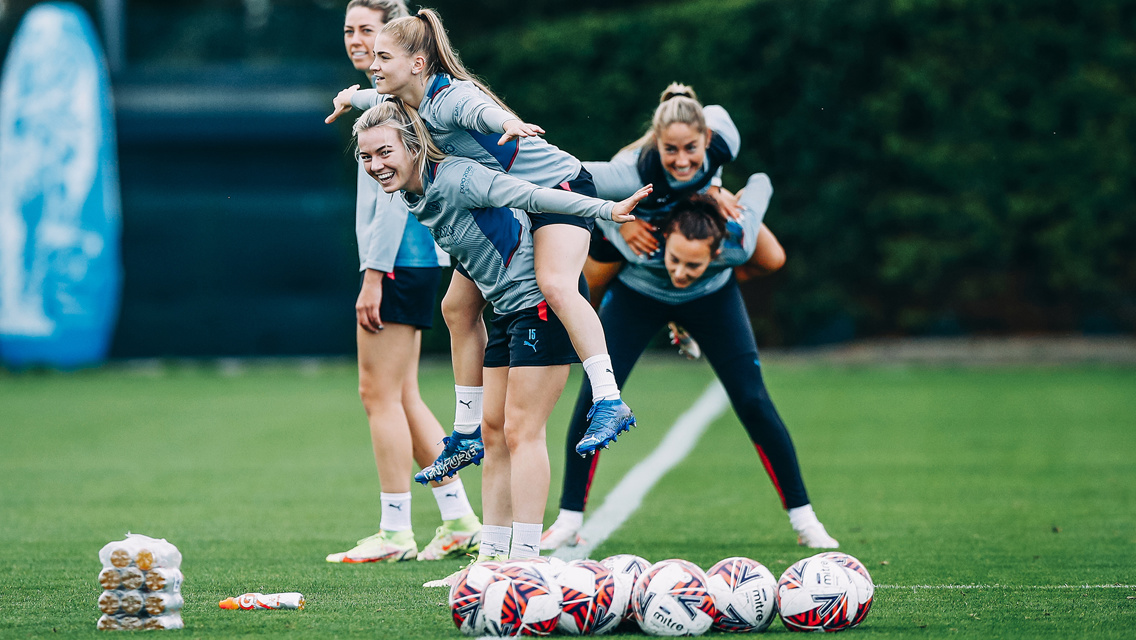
[539,521,583,551]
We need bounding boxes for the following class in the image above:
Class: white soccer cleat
[326,529,418,563]
[422,553,506,588]
[796,523,840,549]
[423,571,462,588]
[668,322,702,360]
[539,520,583,551]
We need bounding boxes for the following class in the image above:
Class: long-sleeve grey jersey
[355,160,448,271]
[596,173,772,305]
[583,105,740,221]
[402,156,615,315]
[351,74,582,187]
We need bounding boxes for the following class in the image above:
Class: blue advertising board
[0,2,123,368]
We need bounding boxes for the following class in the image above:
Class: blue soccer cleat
[575,399,636,457]
[415,428,485,485]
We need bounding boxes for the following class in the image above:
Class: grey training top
[596,173,772,305]
[352,74,582,188]
[402,156,615,315]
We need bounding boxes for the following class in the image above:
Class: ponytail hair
[345,0,409,22]
[353,99,447,181]
[619,82,708,155]
[662,194,726,253]
[380,8,515,115]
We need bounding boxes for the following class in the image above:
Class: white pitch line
[553,380,731,561]
[876,584,1136,590]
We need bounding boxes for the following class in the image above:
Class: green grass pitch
[1,357,1133,637]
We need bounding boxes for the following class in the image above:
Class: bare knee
[535,273,580,313]
[442,293,480,331]
[358,375,402,413]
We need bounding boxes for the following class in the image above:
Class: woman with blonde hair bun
[542,83,792,550]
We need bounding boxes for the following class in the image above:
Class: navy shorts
[529,166,598,233]
[360,266,442,330]
[483,301,579,368]
[587,224,626,263]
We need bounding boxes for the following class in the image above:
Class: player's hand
[610,184,652,225]
[707,185,742,221]
[620,219,659,256]
[356,270,384,332]
[325,85,360,124]
[499,119,545,145]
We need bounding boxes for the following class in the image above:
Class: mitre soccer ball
[776,556,857,632]
[449,561,504,635]
[812,552,874,628]
[480,561,563,637]
[600,553,650,622]
[706,556,778,632]
[556,559,622,635]
[631,559,717,636]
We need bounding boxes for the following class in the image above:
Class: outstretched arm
[325,86,381,123]
[482,169,650,222]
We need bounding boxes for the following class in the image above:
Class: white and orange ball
[480,561,563,637]
[448,561,504,635]
[812,552,874,628]
[556,559,622,635]
[632,559,717,636]
[706,556,778,632]
[600,553,650,622]
[776,556,858,632]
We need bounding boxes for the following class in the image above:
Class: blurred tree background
[1,0,1133,356]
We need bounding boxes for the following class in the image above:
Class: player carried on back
[326,8,636,467]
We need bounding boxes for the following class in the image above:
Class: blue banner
[0,2,123,368]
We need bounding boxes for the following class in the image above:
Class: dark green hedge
[458,0,1136,344]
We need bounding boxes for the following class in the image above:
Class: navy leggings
[558,277,810,512]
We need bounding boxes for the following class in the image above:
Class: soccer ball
[480,561,563,637]
[776,556,857,632]
[449,561,504,635]
[556,559,622,635]
[706,557,778,632]
[600,553,650,622]
[813,552,874,628]
[632,559,717,636]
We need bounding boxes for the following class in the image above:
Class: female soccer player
[542,175,839,551]
[352,100,651,564]
[582,84,787,358]
[325,0,481,565]
[325,8,634,468]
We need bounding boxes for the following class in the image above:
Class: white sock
[788,504,820,532]
[379,492,412,532]
[554,509,584,531]
[582,355,620,402]
[510,522,543,559]
[481,524,512,558]
[454,385,483,435]
[432,479,474,521]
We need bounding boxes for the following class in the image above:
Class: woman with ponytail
[326,8,639,477]
[325,0,482,567]
[543,84,792,550]
[351,100,651,572]
[580,83,787,356]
